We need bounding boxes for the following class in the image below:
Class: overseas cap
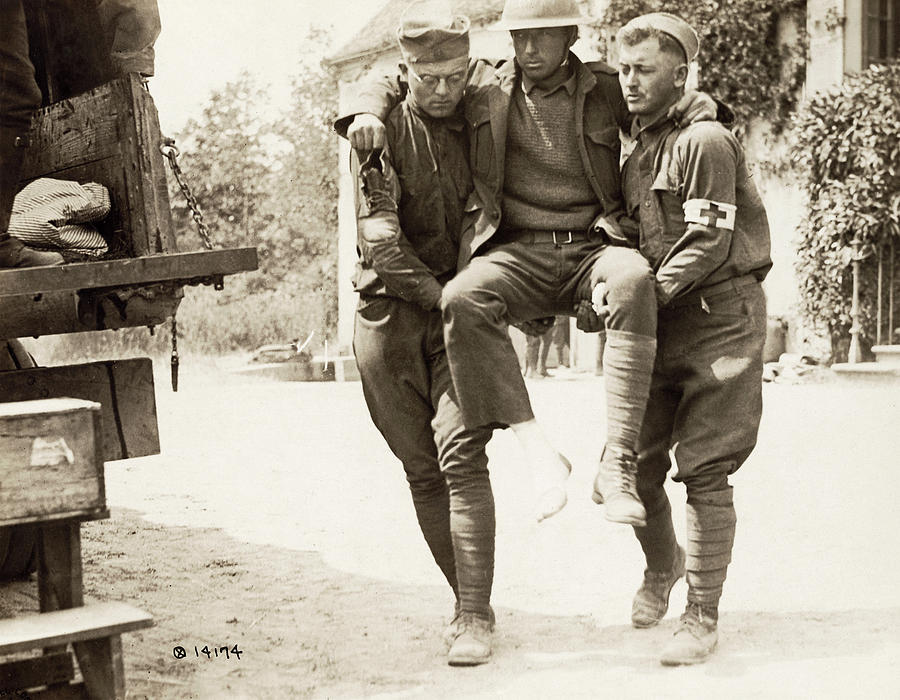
[619,12,700,62]
[397,0,471,64]
[494,0,589,30]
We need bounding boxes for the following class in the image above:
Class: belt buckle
[552,230,573,245]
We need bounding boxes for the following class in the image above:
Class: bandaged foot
[511,419,572,522]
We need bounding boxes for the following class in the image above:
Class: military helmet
[495,0,591,31]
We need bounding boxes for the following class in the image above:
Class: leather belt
[491,228,602,246]
[668,274,760,308]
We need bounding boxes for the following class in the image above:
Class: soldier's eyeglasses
[407,65,466,92]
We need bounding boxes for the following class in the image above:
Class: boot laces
[457,612,493,638]
[361,168,397,213]
[603,449,638,495]
[680,602,717,635]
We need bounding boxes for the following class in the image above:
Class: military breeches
[441,239,657,430]
[633,280,766,605]
[353,295,494,616]
[635,280,767,503]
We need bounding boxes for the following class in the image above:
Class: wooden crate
[0,74,258,338]
[0,398,106,527]
[0,1,258,340]
[0,358,159,461]
[20,74,176,258]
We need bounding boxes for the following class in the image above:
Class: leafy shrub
[791,60,900,359]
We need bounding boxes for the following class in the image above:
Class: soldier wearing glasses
[348,1,496,667]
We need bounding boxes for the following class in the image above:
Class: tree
[164,28,340,349]
[169,74,277,255]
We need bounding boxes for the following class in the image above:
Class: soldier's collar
[406,99,466,130]
[630,111,677,139]
[520,63,577,97]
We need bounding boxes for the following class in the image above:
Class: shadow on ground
[3,508,895,699]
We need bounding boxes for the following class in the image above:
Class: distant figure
[523,323,552,378]
[524,316,569,378]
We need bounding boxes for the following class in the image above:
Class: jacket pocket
[466,107,494,179]
[584,125,622,206]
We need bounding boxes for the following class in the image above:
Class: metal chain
[160,137,214,250]
[170,315,179,393]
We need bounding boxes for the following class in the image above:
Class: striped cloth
[9,178,110,256]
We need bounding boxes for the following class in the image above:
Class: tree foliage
[165,28,339,348]
[602,0,807,136]
[791,60,900,358]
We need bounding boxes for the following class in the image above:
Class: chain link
[170,315,179,392]
[160,137,214,251]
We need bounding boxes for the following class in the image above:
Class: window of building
[865,0,900,65]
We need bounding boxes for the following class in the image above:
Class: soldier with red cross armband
[615,12,772,666]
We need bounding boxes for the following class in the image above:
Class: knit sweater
[501,76,600,231]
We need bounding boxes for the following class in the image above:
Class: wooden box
[0,358,159,461]
[0,0,258,340]
[20,74,176,258]
[0,398,106,527]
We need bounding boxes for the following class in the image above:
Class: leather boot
[632,544,685,628]
[447,612,493,666]
[632,499,683,626]
[660,601,718,666]
[592,447,646,526]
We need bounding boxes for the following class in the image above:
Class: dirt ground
[2,357,899,699]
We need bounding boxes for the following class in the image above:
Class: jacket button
[644,200,651,208]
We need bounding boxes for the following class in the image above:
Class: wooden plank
[73,635,125,700]
[1,510,109,530]
[0,400,104,526]
[0,286,181,338]
[130,77,178,254]
[38,523,84,656]
[0,651,74,692]
[29,683,89,700]
[0,359,159,462]
[0,603,153,655]
[22,85,127,178]
[0,248,258,297]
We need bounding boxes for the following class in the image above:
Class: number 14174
[196,645,242,659]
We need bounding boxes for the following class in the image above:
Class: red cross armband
[682,198,736,231]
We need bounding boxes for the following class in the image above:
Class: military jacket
[622,117,772,306]
[336,53,635,268]
[353,99,472,310]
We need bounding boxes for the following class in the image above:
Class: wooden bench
[0,399,153,699]
[0,603,153,698]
